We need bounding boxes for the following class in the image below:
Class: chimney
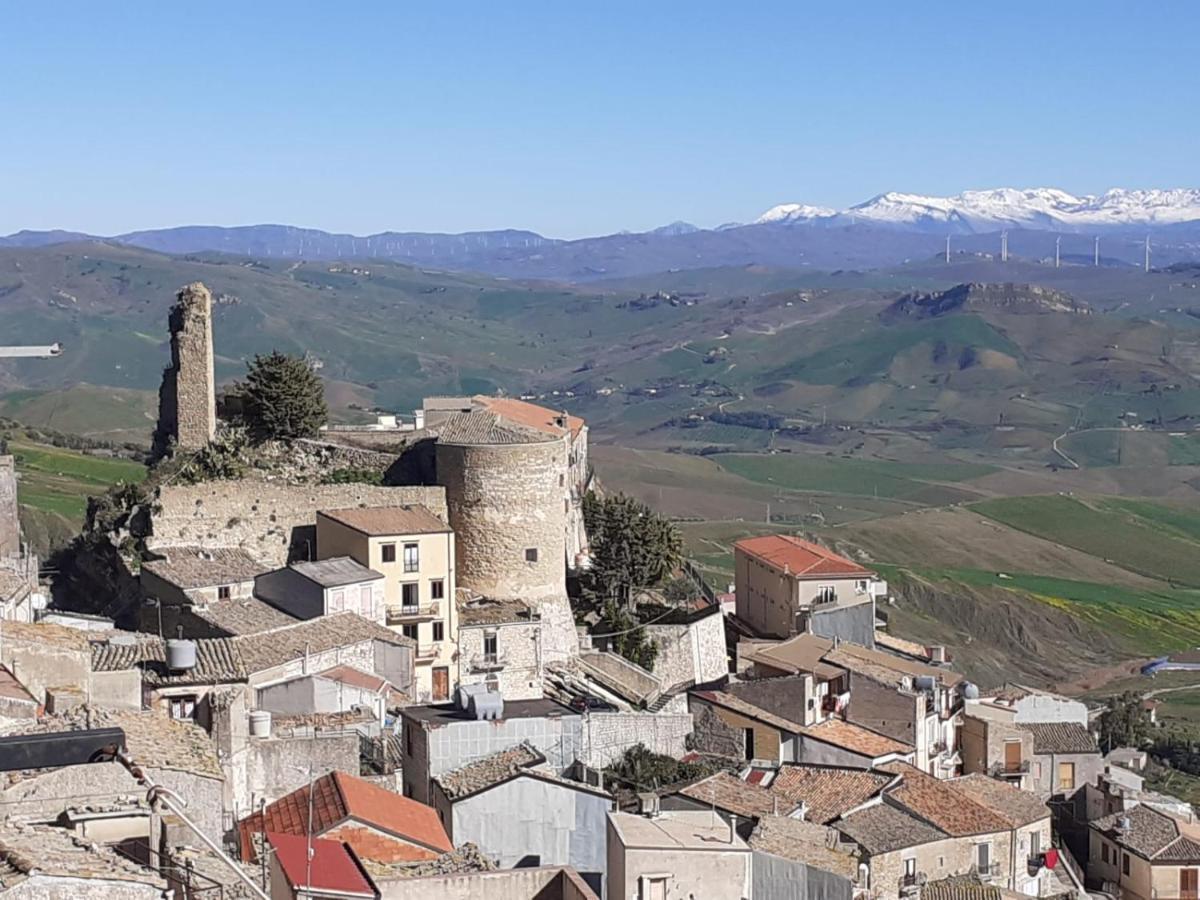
[930,645,947,664]
[729,814,738,843]
[638,793,660,818]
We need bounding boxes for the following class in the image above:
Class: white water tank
[166,639,197,672]
[469,691,504,721]
[248,709,272,738]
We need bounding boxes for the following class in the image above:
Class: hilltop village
[0,283,1188,900]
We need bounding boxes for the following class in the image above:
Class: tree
[583,492,682,607]
[599,600,659,672]
[242,351,327,441]
[1099,691,1149,751]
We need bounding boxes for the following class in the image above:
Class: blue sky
[1,1,1196,238]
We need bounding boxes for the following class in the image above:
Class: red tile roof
[475,396,585,439]
[798,719,913,759]
[267,832,376,897]
[735,535,873,579]
[240,770,451,862]
[769,765,894,824]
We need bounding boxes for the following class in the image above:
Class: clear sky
[2,1,1196,239]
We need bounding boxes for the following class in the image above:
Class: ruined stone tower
[153,282,216,457]
[0,455,19,557]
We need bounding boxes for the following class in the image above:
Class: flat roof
[608,810,750,851]
[402,697,577,726]
[290,557,384,587]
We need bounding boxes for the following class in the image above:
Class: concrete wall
[378,867,596,900]
[646,607,727,689]
[753,850,853,900]
[1013,694,1090,726]
[845,674,919,752]
[150,480,447,567]
[0,632,89,706]
[445,776,610,885]
[0,456,18,557]
[256,675,382,720]
[809,601,876,648]
[607,824,752,900]
[1029,751,1105,798]
[458,620,543,700]
[961,714,1034,790]
[727,674,818,728]
[229,732,360,822]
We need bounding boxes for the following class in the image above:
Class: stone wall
[688,700,749,759]
[154,283,216,455]
[648,607,729,689]
[457,620,544,700]
[0,456,18,557]
[149,479,447,567]
[228,732,359,821]
[845,673,918,747]
[578,711,693,768]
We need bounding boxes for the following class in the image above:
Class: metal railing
[899,872,927,892]
[991,760,1031,776]
[386,601,440,623]
[972,862,1002,880]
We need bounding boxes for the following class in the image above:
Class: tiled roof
[676,771,794,820]
[799,719,914,759]
[0,619,91,650]
[241,771,452,863]
[290,557,383,587]
[948,774,1049,828]
[233,612,411,673]
[1092,804,1200,862]
[734,535,873,579]
[0,823,168,889]
[267,832,376,896]
[90,635,247,686]
[473,396,584,439]
[837,802,947,854]
[190,597,299,635]
[1019,722,1099,755]
[879,763,1008,837]
[318,505,449,537]
[361,842,496,879]
[874,632,936,660]
[769,765,893,825]
[434,744,544,800]
[436,411,558,446]
[317,665,407,706]
[741,634,840,678]
[459,597,537,627]
[824,642,964,688]
[142,546,264,589]
[750,816,859,879]
[921,875,1002,900]
[691,690,804,734]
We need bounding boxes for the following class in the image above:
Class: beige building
[1090,804,1200,900]
[606,809,751,900]
[316,506,456,702]
[734,534,882,643]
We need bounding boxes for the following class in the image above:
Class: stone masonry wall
[154,282,216,454]
[0,456,18,557]
[579,711,693,768]
[648,608,728,689]
[457,620,544,700]
[149,479,447,567]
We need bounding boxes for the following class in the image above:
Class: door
[1182,869,1198,900]
[432,667,449,702]
[1004,740,1022,772]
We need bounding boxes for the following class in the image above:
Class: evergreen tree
[1099,691,1149,751]
[242,351,327,441]
[583,492,682,607]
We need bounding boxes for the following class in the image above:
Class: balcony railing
[899,872,927,893]
[415,644,439,660]
[990,760,1030,777]
[930,740,948,754]
[470,653,506,672]
[972,862,1002,881]
[386,601,440,624]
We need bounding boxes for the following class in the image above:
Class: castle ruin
[153,282,216,457]
[0,455,18,558]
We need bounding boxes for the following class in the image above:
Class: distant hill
[882,282,1090,321]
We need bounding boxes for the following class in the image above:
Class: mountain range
[4,187,1199,281]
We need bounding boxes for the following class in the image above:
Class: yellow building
[316,506,457,702]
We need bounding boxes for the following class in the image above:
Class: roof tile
[735,535,872,579]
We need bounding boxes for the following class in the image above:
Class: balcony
[385,601,440,624]
[972,863,1002,881]
[470,653,506,672]
[415,644,439,661]
[930,740,948,754]
[899,872,927,893]
[990,760,1030,778]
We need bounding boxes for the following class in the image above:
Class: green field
[1058,430,1122,467]
[10,439,147,520]
[714,453,995,504]
[1169,434,1200,466]
[972,495,1200,587]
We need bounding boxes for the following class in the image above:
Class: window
[360,585,373,617]
[430,579,444,600]
[1122,853,1130,876]
[1101,844,1109,865]
[1058,761,1076,792]
[640,876,668,900]
[976,842,990,873]
[381,543,396,563]
[524,547,539,563]
[403,543,419,573]
[483,631,498,659]
[405,730,412,755]
[816,584,836,603]
[855,579,868,594]
[402,583,419,608]
[330,589,344,612]
[1030,830,1040,856]
[433,621,444,642]
[217,585,231,601]
[904,858,917,877]
[402,624,418,641]
[169,695,197,720]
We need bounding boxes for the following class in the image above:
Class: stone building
[457,597,544,700]
[0,455,17,558]
[153,282,216,456]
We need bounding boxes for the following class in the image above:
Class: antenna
[1055,236,1061,269]
[1145,235,1151,273]
[945,235,951,264]
[1094,236,1100,267]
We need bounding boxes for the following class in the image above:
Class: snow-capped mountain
[756,188,1200,233]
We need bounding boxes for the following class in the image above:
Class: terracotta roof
[90,635,247,686]
[734,535,873,579]
[290,557,384,587]
[874,632,935,660]
[769,765,893,825]
[1092,804,1200,862]
[824,643,964,688]
[190,597,298,635]
[241,770,452,863]
[691,690,804,734]
[459,597,537,627]
[837,802,947,854]
[267,832,376,897]
[799,719,914,759]
[741,634,841,679]
[922,875,1002,900]
[318,505,449,537]
[436,411,558,446]
[142,546,264,589]
[880,763,1008,837]
[474,396,584,439]
[676,771,795,820]
[750,816,859,879]
[0,823,168,889]
[233,612,411,674]
[1019,722,1099,755]
[434,744,544,800]
[948,774,1049,828]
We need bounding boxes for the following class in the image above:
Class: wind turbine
[1055,236,1061,269]
[945,235,951,263]
[1094,236,1100,267]
[1000,230,1009,263]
